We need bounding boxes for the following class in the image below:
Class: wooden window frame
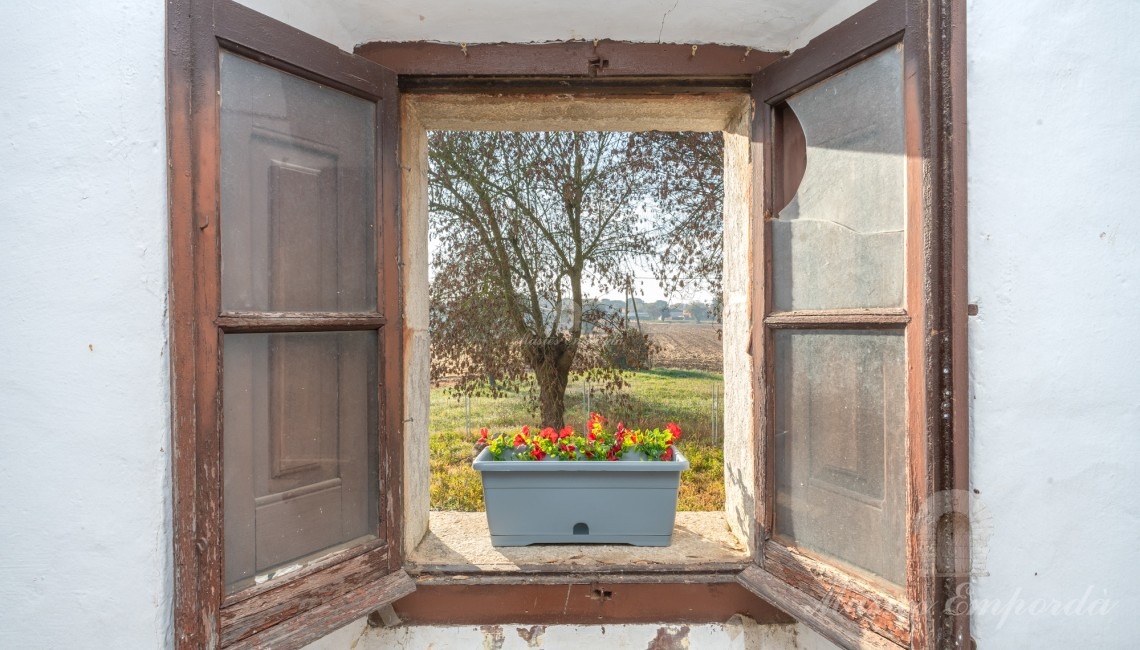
[167,1,413,648]
[168,0,968,648]
[737,1,971,649]
[361,0,970,647]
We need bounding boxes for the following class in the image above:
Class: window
[771,45,910,588]
[422,128,728,517]
[218,50,381,595]
[170,0,969,647]
[398,94,754,562]
[737,1,971,648]
[168,1,411,647]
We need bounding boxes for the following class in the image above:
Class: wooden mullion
[765,309,910,329]
[190,0,225,646]
[377,65,405,571]
[945,0,973,646]
[751,87,776,545]
[168,0,207,645]
[737,566,903,650]
[903,0,938,647]
[216,312,386,333]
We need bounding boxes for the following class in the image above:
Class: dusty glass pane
[773,45,905,310]
[223,331,378,593]
[219,52,376,312]
[774,330,905,586]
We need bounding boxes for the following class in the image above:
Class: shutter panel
[738,0,944,647]
[170,1,411,648]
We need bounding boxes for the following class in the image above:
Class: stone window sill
[407,511,751,579]
[392,511,790,627]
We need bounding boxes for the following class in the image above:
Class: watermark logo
[947,583,1118,629]
[807,490,1119,630]
[915,489,993,579]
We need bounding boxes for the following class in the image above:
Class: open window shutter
[738,0,943,648]
[170,1,412,648]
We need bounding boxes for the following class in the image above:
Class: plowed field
[641,321,723,372]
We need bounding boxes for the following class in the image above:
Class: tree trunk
[529,339,574,429]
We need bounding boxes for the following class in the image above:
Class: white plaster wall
[966,0,1140,646]
[301,618,821,650]
[235,0,874,54]
[0,1,171,649]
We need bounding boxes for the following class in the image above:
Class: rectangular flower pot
[472,448,690,547]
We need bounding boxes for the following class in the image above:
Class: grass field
[430,368,725,512]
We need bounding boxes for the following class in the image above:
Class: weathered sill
[407,511,752,580]
[393,512,790,626]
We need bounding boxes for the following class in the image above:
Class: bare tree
[631,132,725,311]
[429,130,721,428]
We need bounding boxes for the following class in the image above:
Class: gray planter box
[472,448,690,547]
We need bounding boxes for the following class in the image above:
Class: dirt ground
[640,321,723,372]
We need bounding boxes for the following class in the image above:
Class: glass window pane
[220,52,376,312]
[772,45,906,310]
[223,331,378,593]
[774,330,905,586]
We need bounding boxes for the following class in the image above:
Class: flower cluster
[478,413,682,461]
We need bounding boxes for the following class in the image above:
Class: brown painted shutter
[170,1,411,648]
[739,0,941,648]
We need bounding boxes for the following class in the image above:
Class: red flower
[587,430,597,443]
[559,426,573,439]
[478,427,489,442]
[606,443,622,461]
[661,447,674,461]
[521,425,530,437]
[666,422,682,441]
[513,433,526,447]
[531,443,546,460]
[541,427,557,442]
[559,443,576,454]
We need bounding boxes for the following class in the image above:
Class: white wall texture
[299,617,840,650]
[1,0,1138,648]
[0,1,171,649]
[966,0,1140,646]
[235,0,876,54]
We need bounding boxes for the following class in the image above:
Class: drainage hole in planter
[573,522,590,535]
